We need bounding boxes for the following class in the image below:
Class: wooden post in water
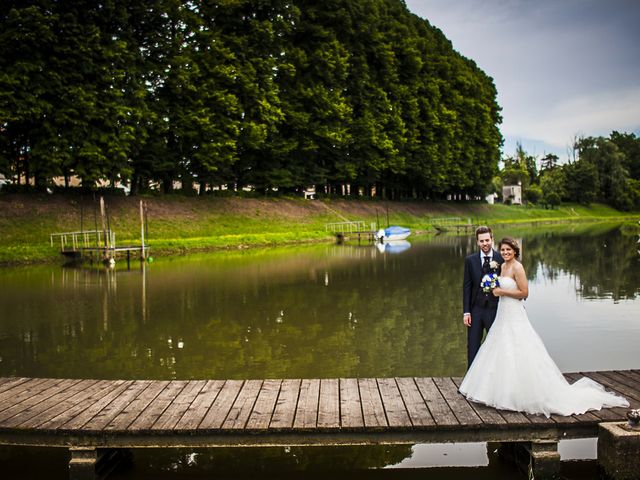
[140,200,146,260]
[99,197,108,261]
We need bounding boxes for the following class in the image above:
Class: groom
[462,225,503,368]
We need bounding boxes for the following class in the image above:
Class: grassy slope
[0,193,638,264]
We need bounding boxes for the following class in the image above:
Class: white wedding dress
[459,276,629,417]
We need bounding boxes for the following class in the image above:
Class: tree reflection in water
[0,223,637,381]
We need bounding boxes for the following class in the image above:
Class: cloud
[405,0,640,159]
[505,86,640,148]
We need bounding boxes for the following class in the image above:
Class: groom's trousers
[467,304,499,368]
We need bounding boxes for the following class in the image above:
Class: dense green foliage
[501,132,640,211]
[0,0,502,199]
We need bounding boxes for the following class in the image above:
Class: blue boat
[376,225,411,242]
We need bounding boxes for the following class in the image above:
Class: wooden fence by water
[325,221,378,242]
[430,217,477,233]
[0,370,637,479]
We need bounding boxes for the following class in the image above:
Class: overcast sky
[405,0,640,162]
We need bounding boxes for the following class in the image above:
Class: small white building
[485,192,498,205]
[502,184,522,205]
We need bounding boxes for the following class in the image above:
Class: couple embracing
[457,226,628,417]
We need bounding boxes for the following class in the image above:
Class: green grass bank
[1,193,638,265]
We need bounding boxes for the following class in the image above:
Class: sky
[405,0,640,163]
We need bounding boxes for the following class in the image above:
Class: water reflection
[0,224,637,381]
[0,441,602,480]
[376,240,412,254]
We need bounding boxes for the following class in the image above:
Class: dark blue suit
[463,250,504,368]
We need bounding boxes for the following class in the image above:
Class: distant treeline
[0,0,501,198]
[499,132,640,211]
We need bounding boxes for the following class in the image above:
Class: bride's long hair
[499,237,520,259]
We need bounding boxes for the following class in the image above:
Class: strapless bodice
[499,276,517,290]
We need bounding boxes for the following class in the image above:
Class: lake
[0,222,638,479]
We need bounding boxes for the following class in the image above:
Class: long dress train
[458,277,629,417]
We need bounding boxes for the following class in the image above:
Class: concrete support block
[69,447,97,480]
[68,447,133,480]
[598,422,640,480]
[498,440,560,480]
[528,441,561,480]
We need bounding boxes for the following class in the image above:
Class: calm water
[0,223,638,479]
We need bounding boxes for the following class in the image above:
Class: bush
[544,191,562,209]
[524,184,543,205]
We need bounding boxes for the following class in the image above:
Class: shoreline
[1,193,638,266]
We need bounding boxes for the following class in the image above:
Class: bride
[458,237,629,417]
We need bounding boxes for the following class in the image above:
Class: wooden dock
[0,371,637,479]
[325,221,378,243]
[50,230,148,265]
[430,217,477,234]
[50,199,150,265]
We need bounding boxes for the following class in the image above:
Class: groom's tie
[483,255,491,273]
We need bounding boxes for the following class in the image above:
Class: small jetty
[0,370,637,479]
[50,229,148,265]
[431,217,477,234]
[325,221,378,243]
[50,198,149,265]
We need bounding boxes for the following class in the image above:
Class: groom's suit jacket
[463,249,504,314]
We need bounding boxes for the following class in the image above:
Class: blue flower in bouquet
[481,273,500,293]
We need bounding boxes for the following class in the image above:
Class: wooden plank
[395,377,434,427]
[599,371,640,399]
[42,380,130,430]
[340,378,363,429]
[246,380,281,431]
[175,380,225,430]
[222,380,262,430]
[84,381,155,431]
[317,379,340,430]
[20,380,118,429]
[451,378,506,425]
[269,379,300,430]
[414,377,458,426]
[293,379,319,429]
[0,378,58,414]
[0,377,15,388]
[358,378,387,428]
[584,371,640,406]
[0,379,81,423]
[198,380,243,430]
[616,369,640,387]
[105,381,169,431]
[434,377,482,425]
[549,412,578,424]
[128,381,188,431]
[152,380,207,431]
[377,378,411,428]
[523,412,556,424]
[0,377,29,395]
[494,408,531,424]
[3,379,97,428]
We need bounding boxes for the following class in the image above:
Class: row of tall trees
[498,132,640,211]
[0,0,502,198]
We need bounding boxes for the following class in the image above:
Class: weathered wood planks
[0,371,635,447]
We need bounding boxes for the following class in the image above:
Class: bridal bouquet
[481,273,500,293]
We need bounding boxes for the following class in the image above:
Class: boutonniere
[489,260,499,271]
